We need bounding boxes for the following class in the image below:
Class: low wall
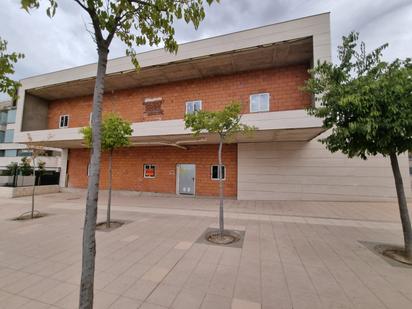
[0,185,60,198]
[0,176,8,186]
[0,175,35,187]
[16,176,35,187]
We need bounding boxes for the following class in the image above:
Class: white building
[0,100,61,173]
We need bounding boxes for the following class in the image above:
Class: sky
[0,0,411,100]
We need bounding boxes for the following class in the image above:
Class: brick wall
[48,64,311,129]
[67,144,237,197]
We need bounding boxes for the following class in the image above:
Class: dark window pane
[59,115,69,128]
[17,149,33,157]
[212,166,218,179]
[212,165,225,180]
[5,149,17,157]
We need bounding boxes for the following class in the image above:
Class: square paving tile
[146,283,180,307]
[109,296,141,309]
[142,267,170,283]
[123,279,157,300]
[172,288,205,309]
[231,298,261,309]
[174,241,193,250]
[121,235,140,242]
[201,294,231,309]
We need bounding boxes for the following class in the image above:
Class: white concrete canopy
[14,110,325,148]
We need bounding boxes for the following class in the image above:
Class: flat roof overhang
[14,109,326,148]
[19,127,325,149]
[25,37,313,101]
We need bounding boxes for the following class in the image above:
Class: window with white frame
[185,100,202,114]
[89,112,93,125]
[144,164,156,178]
[211,165,226,180]
[59,115,69,128]
[250,93,270,113]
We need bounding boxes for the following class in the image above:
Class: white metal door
[177,164,195,195]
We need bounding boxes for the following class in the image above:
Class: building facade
[0,100,61,174]
[13,13,411,201]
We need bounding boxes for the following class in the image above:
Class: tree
[184,102,255,238]
[16,155,45,219]
[37,160,46,186]
[19,157,32,176]
[304,32,412,262]
[81,113,133,228]
[24,135,47,219]
[21,1,219,307]
[5,162,19,177]
[0,36,24,100]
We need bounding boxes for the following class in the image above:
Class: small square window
[59,115,69,128]
[144,164,156,178]
[211,165,225,180]
[143,97,163,116]
[250,93,270,113]
[185,100,202,114]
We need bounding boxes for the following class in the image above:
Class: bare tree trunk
[79,47,108,309]
[218,138,224,237]
[106,149,113,228]
[31,157,36,219]
[390,153,412,258]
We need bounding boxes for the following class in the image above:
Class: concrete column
[312,13,331,108]
[59,148,68,188]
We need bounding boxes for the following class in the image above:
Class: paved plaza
[0,191,412,309]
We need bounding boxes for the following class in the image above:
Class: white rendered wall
[59,149,68,187]
[237,133,411,201]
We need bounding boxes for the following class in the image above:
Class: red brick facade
[48,64,311,129]
[57,64,310,197]
[67,144,237,197]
